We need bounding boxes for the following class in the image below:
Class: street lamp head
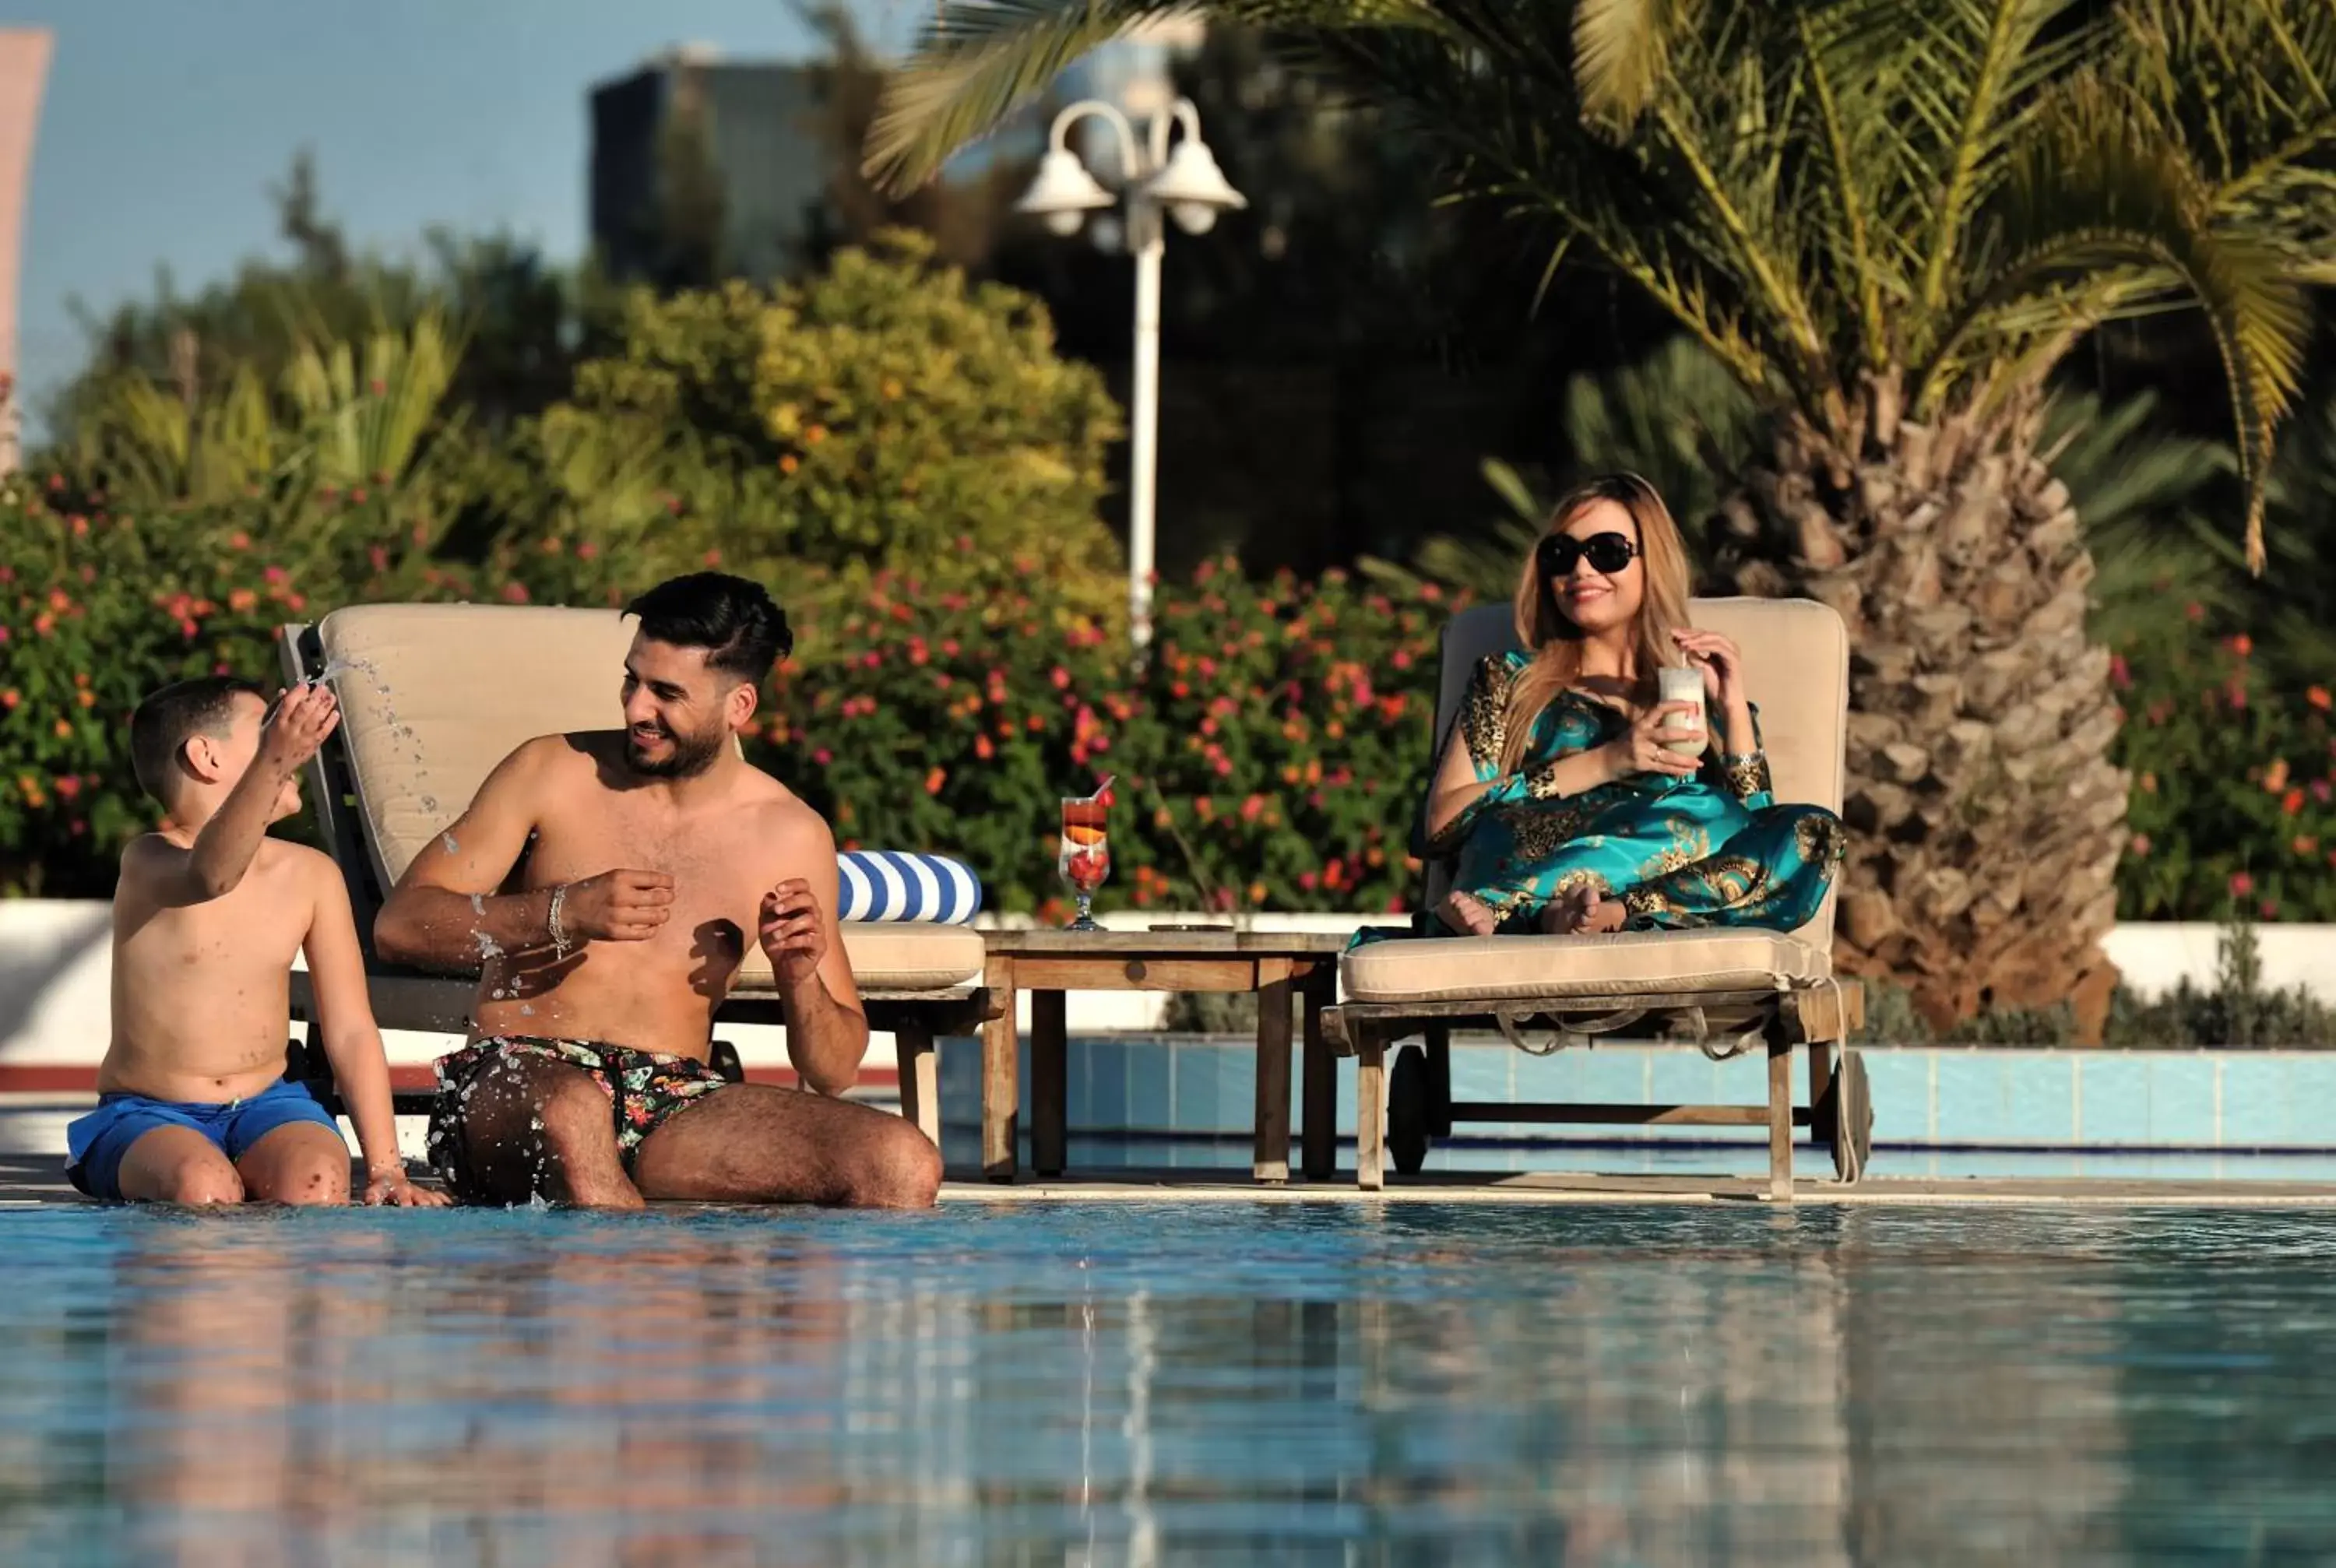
[1016,148,1115,235]
[1140,138,1247,235]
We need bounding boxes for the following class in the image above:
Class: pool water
[2,1203,2334,1566]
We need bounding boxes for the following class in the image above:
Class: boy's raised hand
[261,683,341,776]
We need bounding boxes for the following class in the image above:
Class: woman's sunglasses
[1539,530,1641,578]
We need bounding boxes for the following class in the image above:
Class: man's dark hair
[129,676,266,805]
[624,572,793,684]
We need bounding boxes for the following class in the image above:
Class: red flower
[974,734,994,760]
[577,542,600,561]
[924,767,947,796]
[2310,687,2333,712]
[1050,666,1071,690]
[2109,654,2130,688]
[500,582,529,604]
[2231,633,2254,658]
[813,748,833,765]
[2282,788,2306,815]
[2230,871,2253,898]
[2260,898,2279,920]
[54,775,80,800]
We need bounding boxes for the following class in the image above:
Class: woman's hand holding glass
[1605,702,1705,780]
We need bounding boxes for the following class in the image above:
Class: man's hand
[259,683,339,778]
[759,878,829,990]
[560,869,675,943]
[364,1169,452,1208]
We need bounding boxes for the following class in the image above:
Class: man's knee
[843,1119,942,1209]
[532,1074,614,1154]
[164,1162,245,1205]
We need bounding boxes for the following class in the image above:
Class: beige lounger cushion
[308,603,981,992]
[1342,930,1831,1004]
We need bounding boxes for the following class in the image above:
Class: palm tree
[869,0,2334,1032]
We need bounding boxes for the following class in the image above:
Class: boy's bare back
[105,835,328,1102]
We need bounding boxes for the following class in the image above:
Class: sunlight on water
[0,1204,2332,1566]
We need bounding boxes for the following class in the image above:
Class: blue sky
[11,0,924,436]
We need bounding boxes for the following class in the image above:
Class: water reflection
[0,1204,2332,1565]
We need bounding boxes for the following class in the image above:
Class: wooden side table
[976,929,1351,1183]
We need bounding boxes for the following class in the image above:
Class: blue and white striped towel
[836,851,983,925]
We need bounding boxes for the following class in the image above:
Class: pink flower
[577,542,600,561]
[1050,666,1071,690]
[2129,833,2151,856]
[813,748,833,765]
[2260,898,2280,920]
[2230,871,2254,898]
[2109,654,2130,688]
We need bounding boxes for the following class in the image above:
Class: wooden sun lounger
[1319,597,1870,1199]
[273,604,991,1144]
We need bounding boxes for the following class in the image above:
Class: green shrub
[2112,612,2336,920]
[530,230,1124,596]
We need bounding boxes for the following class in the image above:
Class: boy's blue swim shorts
[65,1078,343,1200]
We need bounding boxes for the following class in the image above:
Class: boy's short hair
[624,572,793,685]
[129,677,266,805]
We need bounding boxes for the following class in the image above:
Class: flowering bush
[2113,611,2336,921]
[0,478,641,895]
[758,550,1457,916]
[0,480,319,892]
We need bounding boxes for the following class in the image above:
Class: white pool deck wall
[5,902,2335,1151]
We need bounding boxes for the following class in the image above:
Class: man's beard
[625,722,726,779]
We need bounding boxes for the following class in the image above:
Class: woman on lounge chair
[1423,472,1844,937]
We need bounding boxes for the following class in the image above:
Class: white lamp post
[1015,97,1247,646]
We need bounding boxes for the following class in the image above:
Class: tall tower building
[589,45,829,286]
[0,29,53,474]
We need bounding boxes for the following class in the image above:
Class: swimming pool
[2,1203,2332,1564]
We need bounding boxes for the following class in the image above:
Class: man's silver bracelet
[547,882,572,957]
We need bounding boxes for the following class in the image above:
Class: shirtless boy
[68,678,445,1207]
[374,571,941,1209]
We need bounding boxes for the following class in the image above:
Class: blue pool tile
[2075,1056,2148,1146]
[1128,1046,1173,1133]
[1448,1048,1512,1106]
[1173,1050,1223,1134]
[1085,1041,1131,1132]
[2218,1056,2296,1147]
[1862,1052,1933,1145]
[2141,1055,2218,1148]
[2002,1055,2079,1144]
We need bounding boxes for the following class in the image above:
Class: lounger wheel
[1388,1046,1434,1176]
[1831,1048,1872,1183]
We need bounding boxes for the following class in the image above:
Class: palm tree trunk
[1722,398,2128,1039]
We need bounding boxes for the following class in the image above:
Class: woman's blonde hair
[1497,472,1694,775]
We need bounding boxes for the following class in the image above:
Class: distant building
[0,29,53,474]
[589,45,829,286]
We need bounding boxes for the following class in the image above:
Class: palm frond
[1572,0,1702,131]
[865,0,1438,194]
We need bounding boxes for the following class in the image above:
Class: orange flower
[52,719,71,739]
[1247,881,1268,905]
[76,690,94,708]
[2311,686,2333,712]
[2232,633,2254,658]
[2265,758,2292,793]
[924,767,947,796]
[2294,835,2319,856]
[2283,788,2305,814]
[779,455,800,475]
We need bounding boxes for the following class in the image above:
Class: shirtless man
[372,571,941,1209]
[71,678,442,1207]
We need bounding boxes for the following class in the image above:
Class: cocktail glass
[1059,785,1111,932]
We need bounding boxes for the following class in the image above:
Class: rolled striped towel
[836,851,984,924]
